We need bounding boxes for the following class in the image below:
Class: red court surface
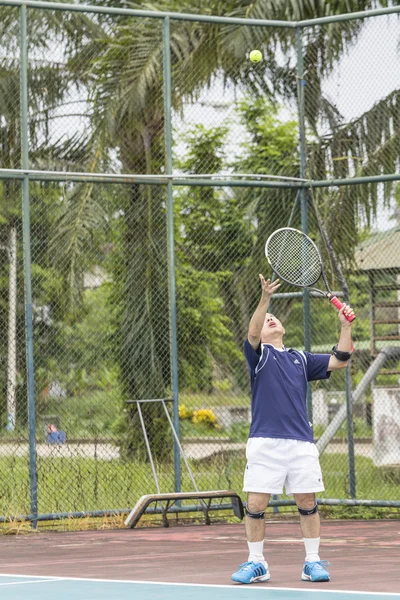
[0,520,398,594]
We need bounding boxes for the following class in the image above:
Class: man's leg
[294,492,320,554]
[231,492,270,583]
[294,493,329,582]
[246,492,270,562]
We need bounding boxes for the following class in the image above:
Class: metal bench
[125,490,244,528]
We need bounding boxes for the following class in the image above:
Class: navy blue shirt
[244,340,331,443]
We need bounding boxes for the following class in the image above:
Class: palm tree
[84,2,224,459]
[0,5,107,429]
[0,61,69,430]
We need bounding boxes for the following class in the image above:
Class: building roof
[355,226,400,272]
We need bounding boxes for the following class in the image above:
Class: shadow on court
[0,521,398,595]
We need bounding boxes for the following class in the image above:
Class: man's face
[260,313,285,343]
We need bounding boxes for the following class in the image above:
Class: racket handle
[329,296,356,322]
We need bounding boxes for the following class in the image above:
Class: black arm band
[332,344,352,361]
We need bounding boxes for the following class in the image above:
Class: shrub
[192,408,218,427]
[179,404,193,420]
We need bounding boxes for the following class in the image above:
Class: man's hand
[328,303,354,371]
[259,274,281,304]
[338,303,355,327]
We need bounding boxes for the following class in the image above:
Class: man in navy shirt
[232,274,354,584]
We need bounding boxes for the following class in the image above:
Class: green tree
[0,45,77,430]
[73,1,248,458]
[0,4,109,431]
[175,125,252,391]
[233,97,301,337]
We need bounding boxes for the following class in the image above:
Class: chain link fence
[0,1,399,524]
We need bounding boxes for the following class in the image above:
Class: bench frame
[124,490,244,528]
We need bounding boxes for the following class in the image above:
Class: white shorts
[243,437,325,495]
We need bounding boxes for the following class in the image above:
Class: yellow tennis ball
[249,50,262,63]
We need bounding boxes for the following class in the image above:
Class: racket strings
[266,229,322,287]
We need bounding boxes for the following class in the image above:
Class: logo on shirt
[293,359,300,364]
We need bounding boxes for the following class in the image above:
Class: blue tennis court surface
[0,576,399,600]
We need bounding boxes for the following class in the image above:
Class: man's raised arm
[328,304,355,371]
[248,275,281,350]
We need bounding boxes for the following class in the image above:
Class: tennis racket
[265,227,356,323]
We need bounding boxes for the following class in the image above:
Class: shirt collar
[262,343,286,352]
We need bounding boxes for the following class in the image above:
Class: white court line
[0,574,61,580]
[0,579,62,587]
[0,574,398,597]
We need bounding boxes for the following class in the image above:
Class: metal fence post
[343,279,356,498]
[345,364,356,498]
[163,16,181,493]
[20,3,38,526]
[296,26,312,421]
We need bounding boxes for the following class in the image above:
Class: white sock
[247,541,268,567]
[303,537,320,562]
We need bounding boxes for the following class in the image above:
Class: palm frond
[49,179,108,316]
[309,89,400,181]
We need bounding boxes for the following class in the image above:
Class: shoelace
[238,561,262,571]
[310,560,330,570]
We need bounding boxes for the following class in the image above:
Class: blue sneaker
[301,560,330,582]
[231,561,270,584]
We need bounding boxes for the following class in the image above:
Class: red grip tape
[330,296,343,310]
[330,296,356,322]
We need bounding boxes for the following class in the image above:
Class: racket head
[265,227,323,288]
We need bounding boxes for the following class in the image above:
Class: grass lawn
[0,390,250,443]
[40,388,122,439]
[313,417,372,440]
[0,389,122,443]
[179,391,250,409]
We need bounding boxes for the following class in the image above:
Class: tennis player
[231,274,354,584]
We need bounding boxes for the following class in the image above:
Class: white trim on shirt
[255,346,270,374]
